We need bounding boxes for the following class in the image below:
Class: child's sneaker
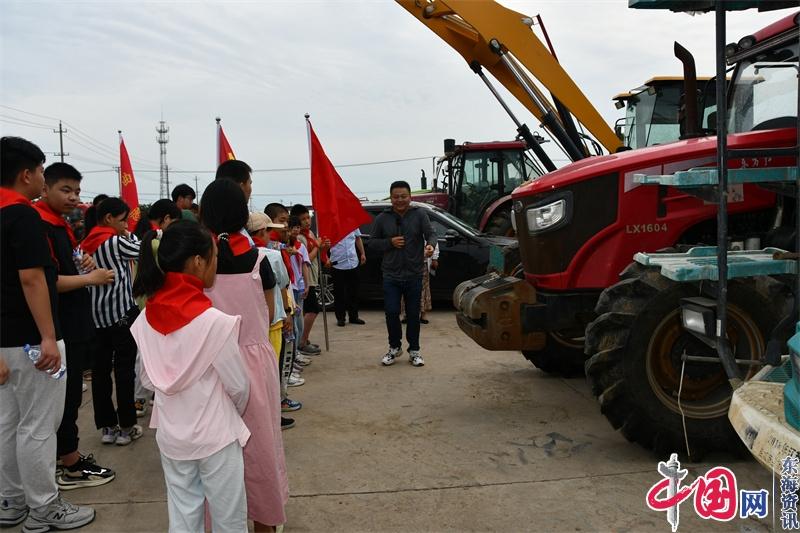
[409,350,425,367]
[134,398,148,418]
[21,496,94,532]
[281,398,302,412]
[115,425,143,446]
[57,457,115,490]
[298,342,321,355]
[0,497,28,527]
[100,426,118,445]
[295,354,312,366]
[287,374,305,387]
[281,417,296,430]
[381,347,402,366]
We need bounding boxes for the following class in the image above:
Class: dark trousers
[383,276,423,351]
[92,323,137,430]
[332,267,360,322]
[57,338,93,457]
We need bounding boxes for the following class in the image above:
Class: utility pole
[115,166,121,196]
[156,119,170,198]
[53,121,69,162]
[194,175,199,197]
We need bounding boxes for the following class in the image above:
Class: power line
[0,117,54,130]
[0,104,60,121]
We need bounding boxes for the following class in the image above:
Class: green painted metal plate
[634,246,796,281]
[634,166,798,187]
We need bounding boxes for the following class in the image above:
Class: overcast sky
[0,1,792,207]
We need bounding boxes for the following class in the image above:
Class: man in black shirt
[369,180,436,368]
[38,162,117,490]
[0,137,94,530]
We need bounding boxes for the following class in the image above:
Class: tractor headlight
[681,297,717,339]
[526,199,565,232]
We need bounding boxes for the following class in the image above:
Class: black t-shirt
[1,204,62,347]
[217,247,276,290]
[43,221,96,342]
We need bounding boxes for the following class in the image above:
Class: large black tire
[523,331,587,377]
[315,272,334,311]
[584,262,792,459]
[484,210,515,237]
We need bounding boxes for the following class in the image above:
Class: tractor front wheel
[584,262,791,459]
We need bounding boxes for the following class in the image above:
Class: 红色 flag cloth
[119,133,140,233]
[218,122,236,166]
[307,119,371,247]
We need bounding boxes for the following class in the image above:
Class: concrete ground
[10,309,777,532]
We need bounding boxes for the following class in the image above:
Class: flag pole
[307,113,330,352]
[215,117,221,168]
[117,130,123,196]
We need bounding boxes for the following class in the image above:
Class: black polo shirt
[217,247,276,290]
[1,204,61,347]
[42,220,96,342]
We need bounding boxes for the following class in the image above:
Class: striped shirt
[88,234,140,328]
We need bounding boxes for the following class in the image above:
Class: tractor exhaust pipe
[675,42,701,140]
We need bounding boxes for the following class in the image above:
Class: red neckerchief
[81,226,118,256]
[213,232,252,257]
[34,201,77,249]
[145,272,212,335]
[0,188,32,209]
[150,222,159,231]
[252,236,267,248]
[301,228,328,264]
[269,230,295,283]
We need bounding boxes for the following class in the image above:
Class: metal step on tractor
[454,5,799,457]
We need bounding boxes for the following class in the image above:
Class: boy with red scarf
[0,137,95,530]
[37,162,116,490]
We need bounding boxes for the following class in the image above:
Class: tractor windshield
[728,40,799,133]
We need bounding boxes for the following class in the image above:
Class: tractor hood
[513,127,797,199]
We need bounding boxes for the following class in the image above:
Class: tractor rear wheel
[523,331,587,377]
[584,262,791,459]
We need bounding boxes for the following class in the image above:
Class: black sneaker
[336,320,346,327]
[57,457,116,490]
[56,453,97,477]
[281,417,296,430]
[349,318,366,325]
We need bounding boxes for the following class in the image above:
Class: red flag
[119,133,140,232]
[307,119,371,247]
[218,120,236,166]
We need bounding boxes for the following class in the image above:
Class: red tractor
[411,139,540,236]
[456,10,799,454]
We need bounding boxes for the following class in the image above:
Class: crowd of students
[0,136,332,532]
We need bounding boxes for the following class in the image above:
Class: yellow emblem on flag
[130,206,141,222]
[121,172,133,187]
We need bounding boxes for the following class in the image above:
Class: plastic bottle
[24,344,67,379]
[72,249,89,275]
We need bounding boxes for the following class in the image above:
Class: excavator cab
[613,76,718,149]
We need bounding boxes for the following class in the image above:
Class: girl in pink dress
[130,221,251,532]
[200,179,288,531]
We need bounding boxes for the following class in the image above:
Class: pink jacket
[130,307,251,460]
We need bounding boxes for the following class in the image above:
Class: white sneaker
[21,496,94,532]
[100,426,118,445]
[381,347,402,366]
[295,354,312,366]
[287,374,305,387]
[115,424,143,446]
[409,350,425,367]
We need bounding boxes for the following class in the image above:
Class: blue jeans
[383,276,423,351]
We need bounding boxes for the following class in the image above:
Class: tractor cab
[412,139,540,232]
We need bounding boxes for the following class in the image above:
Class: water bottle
[24,344,67,379]
[72,249,89,275]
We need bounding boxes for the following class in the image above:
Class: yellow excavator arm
[396,0,622,155]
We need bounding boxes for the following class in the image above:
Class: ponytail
[214,232,236,267]
[133,221,213,298]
